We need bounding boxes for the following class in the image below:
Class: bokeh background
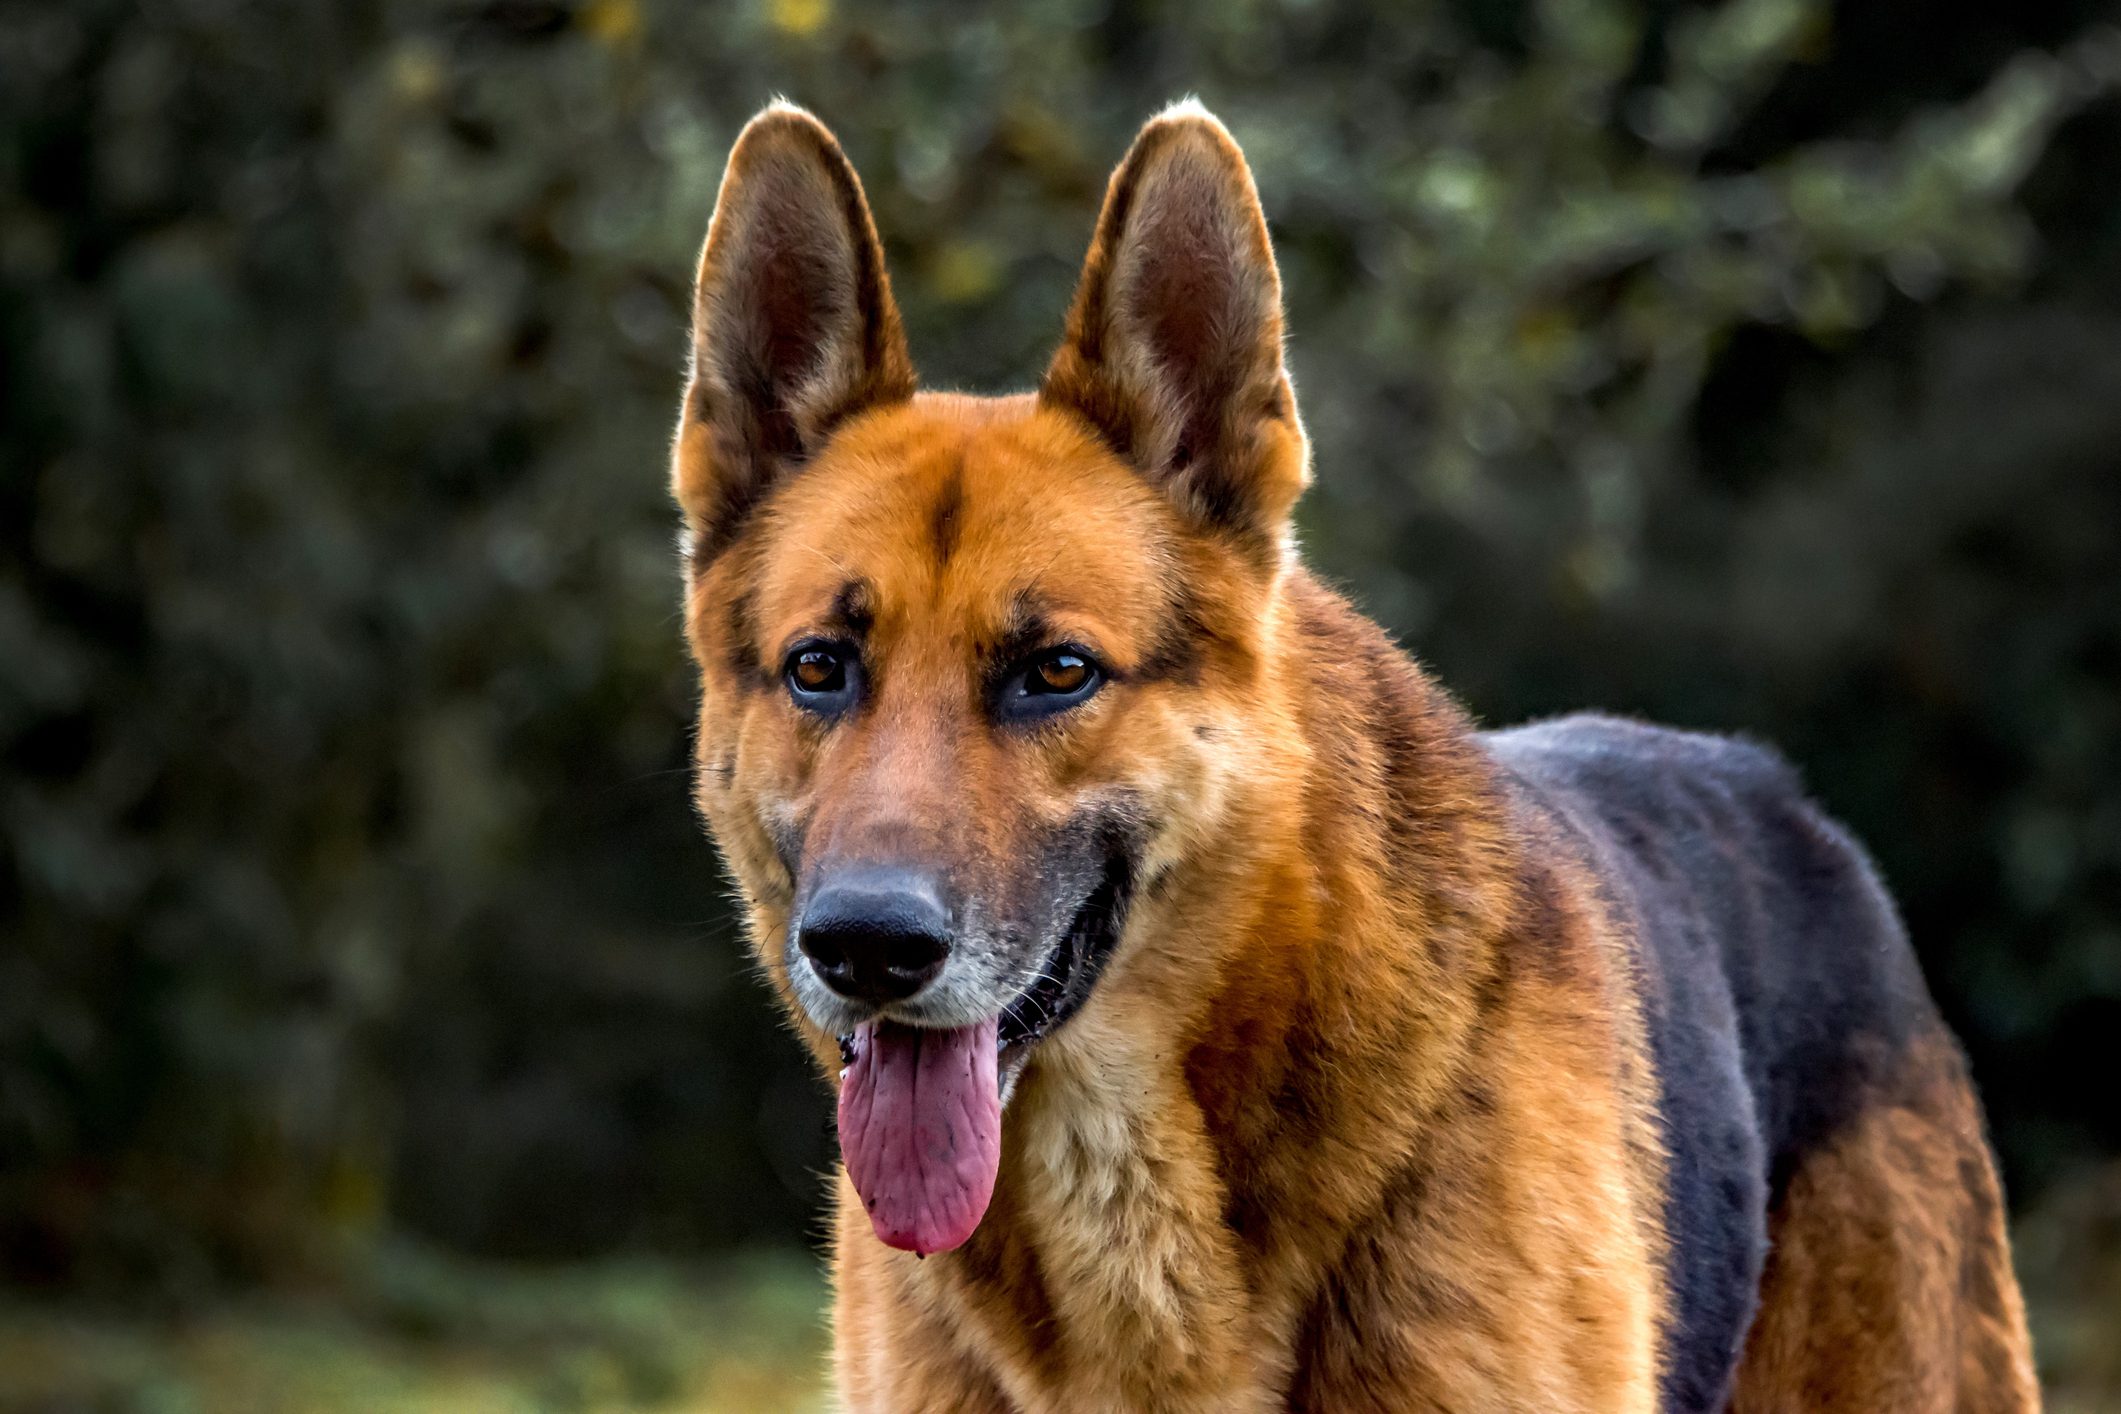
[5,0,2120,1408]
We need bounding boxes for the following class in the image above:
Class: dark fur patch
[1134,584,1209,685]
[1488,715,1938,1413]
[928,462,965,567]
[721,588,770,690]
[985,590,1054,689]
[1027,812,1142,1016]
[827,578,875,640]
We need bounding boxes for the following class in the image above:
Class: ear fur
[1041,101,1308,544]
[674,102,914,560]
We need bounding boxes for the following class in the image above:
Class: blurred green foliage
[0,1246,829,1412]
[3,0,2120,1334]
[2019,1163,2121,1411]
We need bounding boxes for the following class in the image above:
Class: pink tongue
[837,1016,1001,1255]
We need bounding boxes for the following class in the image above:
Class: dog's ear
[1041,102,1308,546]
[674,103,914,560]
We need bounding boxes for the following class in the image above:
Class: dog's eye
[784,642,856,713]
[998,647,1103,722]
[1030,652,1091,695]
[791,650,842,691]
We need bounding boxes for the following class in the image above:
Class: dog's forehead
[753,399,1178,642]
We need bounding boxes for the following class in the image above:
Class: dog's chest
[930,1037,1291,1412]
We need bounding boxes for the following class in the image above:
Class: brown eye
[784,643,853,710]
[1033,653,1090,694]
[999,647,1103,722]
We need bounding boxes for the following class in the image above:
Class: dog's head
[674,101,1308,1251]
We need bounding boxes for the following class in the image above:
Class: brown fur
[670,101,2038,1412]
[1726,1034,2039,1412]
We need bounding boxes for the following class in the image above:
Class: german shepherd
[671,100,2039,1412]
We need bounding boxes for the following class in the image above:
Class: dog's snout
[796,870,952,1005]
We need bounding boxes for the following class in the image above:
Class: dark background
[3,0,2119,1405]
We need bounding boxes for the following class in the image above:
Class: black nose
[795,869,952,1005]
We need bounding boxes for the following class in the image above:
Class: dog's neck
[924,571,1524,1406]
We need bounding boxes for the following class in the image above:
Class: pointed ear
[674,103,915,561]
[1040,103,1308,546]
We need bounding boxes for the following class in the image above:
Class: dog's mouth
[996,850,1134,1055]
[832,848,1135,1256]
[831,848,1136,1065]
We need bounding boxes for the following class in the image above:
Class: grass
[2018,1162,2121,1414]
[0,1246,829,1414]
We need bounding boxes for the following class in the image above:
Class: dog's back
[1492,716,2037,1411]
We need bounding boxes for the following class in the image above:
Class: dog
[669,99,2040,1413]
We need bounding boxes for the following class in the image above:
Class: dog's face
[673,101,1308,1251]
[692,403,1183,1048]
